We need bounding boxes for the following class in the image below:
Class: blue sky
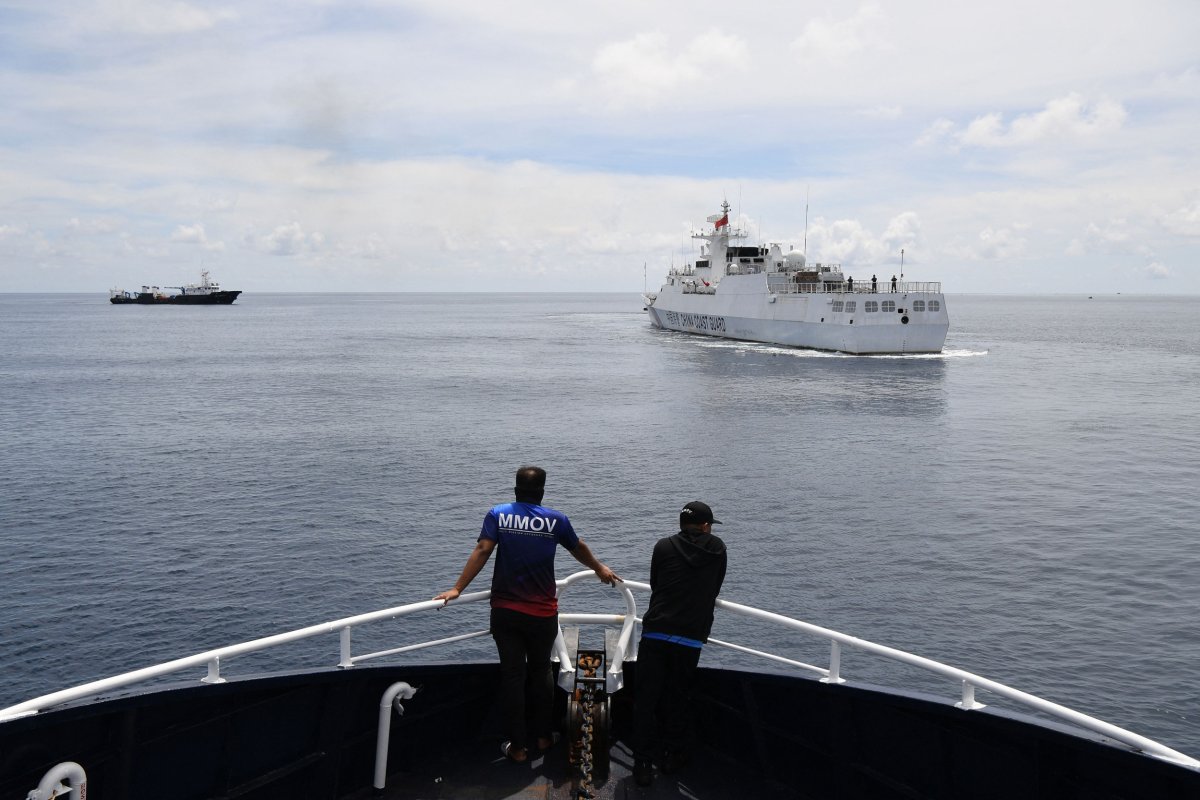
[1,0,1198,293]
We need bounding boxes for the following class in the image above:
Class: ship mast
[803,187,809,260]
[692,199,746,285]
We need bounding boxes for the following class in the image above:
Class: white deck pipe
[28,761,86,800]
[373,682,418,792]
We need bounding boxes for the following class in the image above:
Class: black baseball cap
[680,500,722,526]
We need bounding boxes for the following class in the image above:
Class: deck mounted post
[957,680,986,710]
[202,656,225,684]
[339,626,354,668]
[822,641,846,684]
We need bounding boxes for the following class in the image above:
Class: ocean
[1,292,1198,758]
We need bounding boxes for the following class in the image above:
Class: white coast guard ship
[644,201,949,354]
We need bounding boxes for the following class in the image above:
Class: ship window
[845,301,856,312]
[882,300,896,312]
[913,300,925,312]
[929,300,941,311]
[832,301,844,312]
[865,301,878,312]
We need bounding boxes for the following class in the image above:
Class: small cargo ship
[109,270,241,304]
[644,200,949,354]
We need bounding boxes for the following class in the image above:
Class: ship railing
[1,571,1196,771]
[697,589,1200,770]
[769,278,942,295]
[0,571,636,722]
[768,281,826,294]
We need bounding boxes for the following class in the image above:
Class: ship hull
[110,291,241,305]
[3,662,1197,799]
[647,274,948,355]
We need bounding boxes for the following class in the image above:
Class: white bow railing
[1,571,1195,771]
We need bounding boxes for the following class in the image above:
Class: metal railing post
[202,656,225,684]
[823,641,846,684]
[338,626,353,668]
[958,680,985,710]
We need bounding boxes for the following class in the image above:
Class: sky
[1,0,1198,294]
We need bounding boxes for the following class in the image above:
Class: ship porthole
[900,315,909,324]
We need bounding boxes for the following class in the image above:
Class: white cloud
[347,233,385,261]
[916,118,956,147]
[587,29,748,108]
[790,3,889,62]
[814,219,879,264]
[257,222,324,256]
[959,113,1004,146]
[945,226,1027,261]
[921,94,1128,149]
[171,222,225,251]
[858,105,903,120]
[1141,262,1171,279]
[94,0,237,35]
[1067,219,1136,257]
[67,217,116,234]
[1160,202,1200,236]
[882,212,921,250]
[118,232,169,259]
[805,212,922,267]
[1148,66,1200,100]
[2,3,1199,293]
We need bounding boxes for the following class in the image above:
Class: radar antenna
[803,186,810,259]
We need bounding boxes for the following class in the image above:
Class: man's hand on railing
[433,588,460,606]
[436,539,495,606]
[594,565,621,586]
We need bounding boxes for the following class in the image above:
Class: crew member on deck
[632,501,728,787]
[435,466,620,764]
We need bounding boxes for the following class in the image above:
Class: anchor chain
[571,652,604,799]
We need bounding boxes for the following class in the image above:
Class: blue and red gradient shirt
[480,501,579,617]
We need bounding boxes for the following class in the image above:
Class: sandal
[500,740,527,763]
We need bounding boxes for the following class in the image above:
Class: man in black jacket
[632,501,728,786]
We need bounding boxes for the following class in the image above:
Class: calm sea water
[2,292,1198,756]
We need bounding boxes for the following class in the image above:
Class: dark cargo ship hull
[110,291,241,305]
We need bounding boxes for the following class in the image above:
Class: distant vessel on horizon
[643,200,949,354]
[110,270,241,305]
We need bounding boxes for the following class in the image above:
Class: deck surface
[356,735,792,800]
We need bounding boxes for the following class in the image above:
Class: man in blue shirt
[633,500,728,786]
[436,466,620,763]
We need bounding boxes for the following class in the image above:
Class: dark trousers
[632,637,702,761]
[490,606,559,750]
